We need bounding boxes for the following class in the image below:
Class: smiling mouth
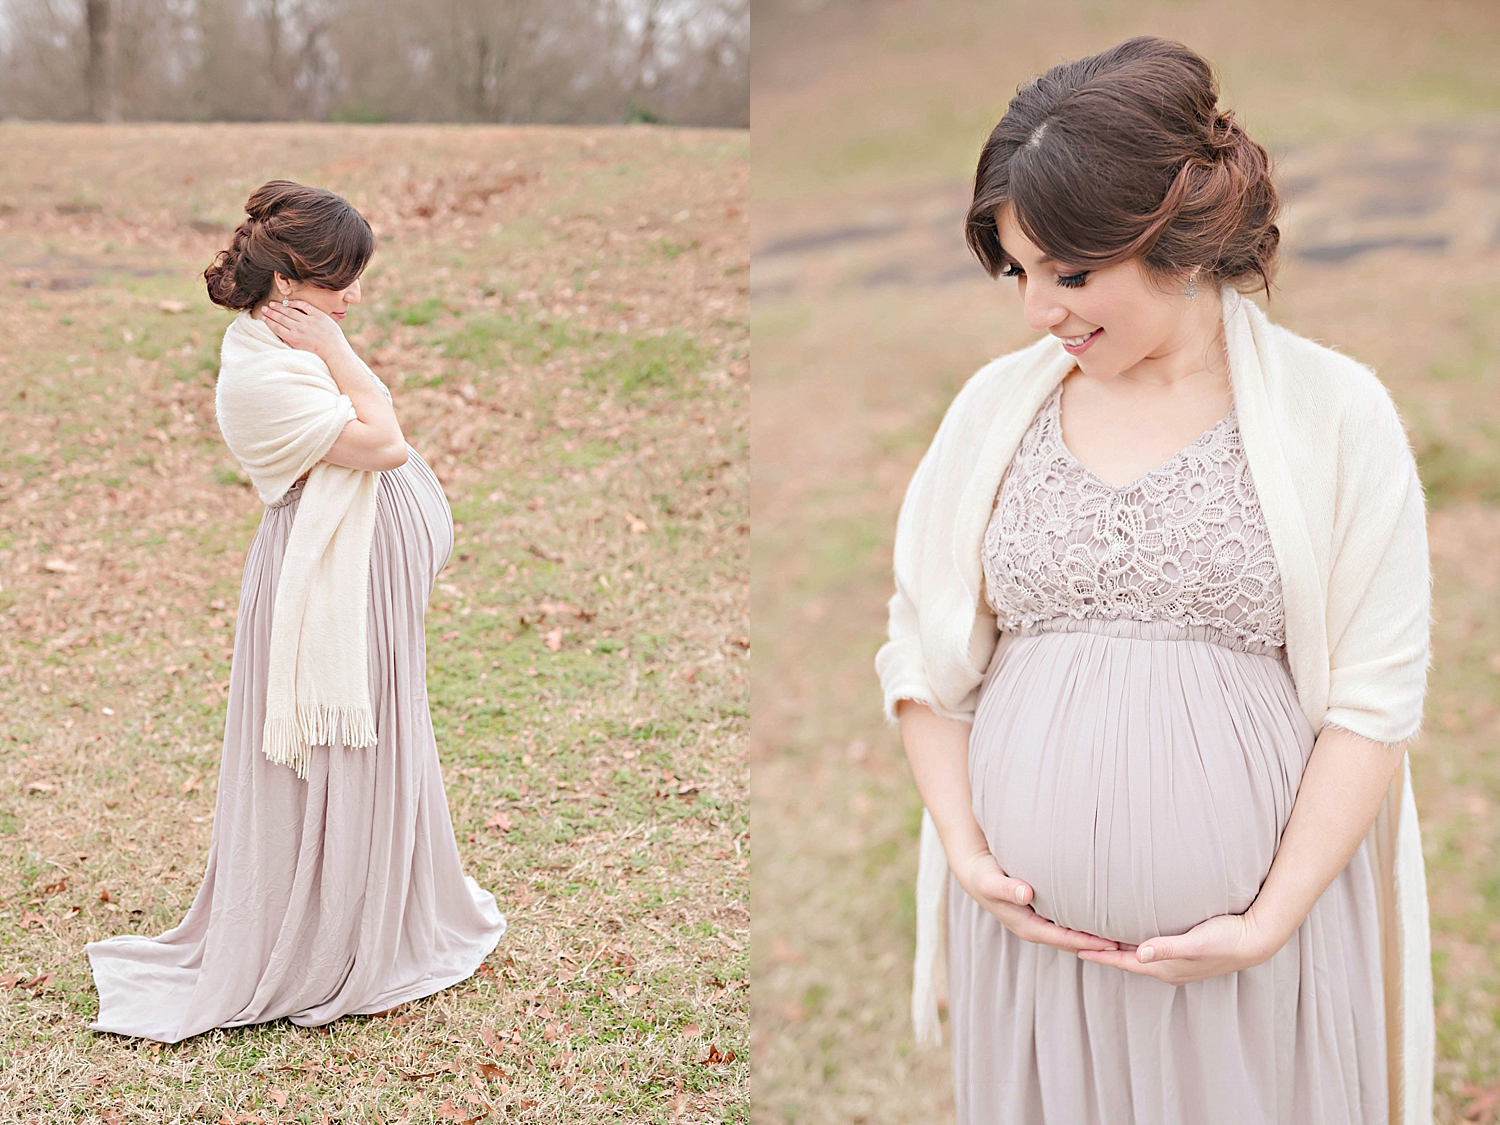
[1060,328,1100,346]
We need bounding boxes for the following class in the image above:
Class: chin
[1073,356,1120,381]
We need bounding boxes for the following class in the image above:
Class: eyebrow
[997,242,1053,266]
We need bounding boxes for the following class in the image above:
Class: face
[994,205,1211,382]
[269,271,362,321]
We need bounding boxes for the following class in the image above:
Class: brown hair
[965,36,1279,296]
[204,180,375,311]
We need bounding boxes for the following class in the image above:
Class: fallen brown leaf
[484,811,511,832]
[268,1088,288,1108]
[700,1043,737,1064]
[680,1023,701,1038]
[544,628,563,652]
[42,558,79,574]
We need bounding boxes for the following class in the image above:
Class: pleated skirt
[86,448,507,1043]
[949,617,1386,1124]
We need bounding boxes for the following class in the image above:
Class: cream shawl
[215,311,393,779]
[877,287,1433,1125]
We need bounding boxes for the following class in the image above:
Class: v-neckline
[1050,384,1236,493]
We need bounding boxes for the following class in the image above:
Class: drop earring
[1184,270,1199,300]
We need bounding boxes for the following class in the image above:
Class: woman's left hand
[1075,909,1280,985]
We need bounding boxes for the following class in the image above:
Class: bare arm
[261,301,408,471]
[897,699,1118,953]
[1080,723,1406,981]
[1249,725,1406,945]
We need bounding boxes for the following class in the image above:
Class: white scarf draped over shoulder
[877,288,1434,1124]
[214,310,393,779]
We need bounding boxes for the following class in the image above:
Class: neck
[1118,288,1228,389]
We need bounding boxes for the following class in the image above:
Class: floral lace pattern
[983,383,1286,649]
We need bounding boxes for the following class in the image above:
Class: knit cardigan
[876,286,1433,1125]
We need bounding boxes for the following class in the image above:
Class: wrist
[1243,900,1296,963]
[319,336,354,364]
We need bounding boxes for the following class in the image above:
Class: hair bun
[244,180,304,222]
[204,180,375,312]
[1205,109,1242,161]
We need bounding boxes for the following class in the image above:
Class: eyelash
[1000,264,1090,289]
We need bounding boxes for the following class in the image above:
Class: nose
[1020,279,1066,333]
[345,279,362,304]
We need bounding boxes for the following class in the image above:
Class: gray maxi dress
[86,446,507,1043]
[949,384,1386,1123]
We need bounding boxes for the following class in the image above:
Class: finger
[1076,949,1170,978]
[1014,915,1118,952]
[975,869,1033,906]
[1136,936,1194,964]
[996,877,1033,906]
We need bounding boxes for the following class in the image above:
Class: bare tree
[84,0,118,120]
[0,0,748,125]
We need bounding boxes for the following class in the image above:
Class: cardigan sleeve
[1321,384,1432,745]
[875,363,1002,725]
[876,429,944,724]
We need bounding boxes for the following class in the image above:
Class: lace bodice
[982,383,1286,649]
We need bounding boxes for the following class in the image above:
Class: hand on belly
[969,629,1310,947]
[990,809,1275,947]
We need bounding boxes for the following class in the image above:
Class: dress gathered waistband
[268,478,307,510]
[1009,614,1285,657]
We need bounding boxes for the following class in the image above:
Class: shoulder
[1259,317,1404,434]
[1249,315,1415,476]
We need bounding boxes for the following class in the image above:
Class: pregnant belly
[969,626,1313,946]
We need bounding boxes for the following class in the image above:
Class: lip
[332,311,346,319]
[1058,327,1102,355]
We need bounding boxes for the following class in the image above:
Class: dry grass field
[752,2,1500,1123]
[0,122,747,1123]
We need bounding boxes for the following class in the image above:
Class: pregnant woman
[85,180,507,1041]
[877,38,1433,1124]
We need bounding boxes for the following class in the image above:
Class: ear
[271,271,293,297]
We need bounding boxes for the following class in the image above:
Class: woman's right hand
[953,849,1120,953]
[261,300,351,362]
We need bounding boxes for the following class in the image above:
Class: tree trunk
[86,0,119,122]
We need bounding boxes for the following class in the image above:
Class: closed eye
[1000,263,1090,289]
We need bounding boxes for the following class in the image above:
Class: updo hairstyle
[204,180,375,311]
[966,36,1280,296]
